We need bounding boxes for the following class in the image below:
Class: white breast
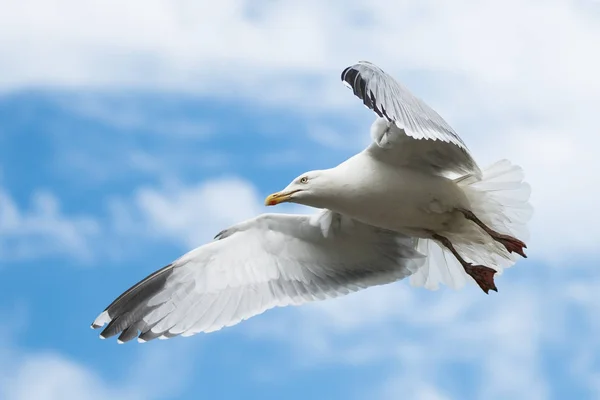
[326,153,470,236]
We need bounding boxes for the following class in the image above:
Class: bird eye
[300,176,308,184]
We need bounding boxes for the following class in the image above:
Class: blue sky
[1,1,600,399]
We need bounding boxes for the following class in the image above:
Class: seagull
[91,61,532,344]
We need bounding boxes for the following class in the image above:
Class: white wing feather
[92,211,425,342]
[342,61,481,177]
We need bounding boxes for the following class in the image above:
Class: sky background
[1,0,599,399]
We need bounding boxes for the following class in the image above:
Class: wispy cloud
[244,270,592,398]
[306,125,366,151]
[0,316,198,400]
[134,177,264,247]
[0,187,99,262]
[0,170,312,265]
[53,93,217,138]
[1,351,145,400]
[128,175,315,247]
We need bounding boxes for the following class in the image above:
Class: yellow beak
[264,190,297,206]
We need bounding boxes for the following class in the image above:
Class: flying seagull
[91,61,532,344]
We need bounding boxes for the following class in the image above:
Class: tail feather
[410,237,470,290]
[464,160,533,242]
[410,159,533,291]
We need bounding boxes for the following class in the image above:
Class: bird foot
[494,233,527,258]
[464,264,498,294]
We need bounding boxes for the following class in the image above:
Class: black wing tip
[341,62,387,120]
[92,263,176,343]
[340,65,353,82]
[340,61,381,78]
[214,229,228,240]
[340,64,359,83]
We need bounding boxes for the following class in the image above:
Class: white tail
[409,160,533,290]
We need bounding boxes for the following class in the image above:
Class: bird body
[313,151,470,236]
[91,61,532,343]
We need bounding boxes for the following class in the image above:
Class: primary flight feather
[92,61,532,343]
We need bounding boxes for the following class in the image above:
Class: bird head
[265,170,326,207]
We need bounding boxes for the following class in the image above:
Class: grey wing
[91,211,425,343]
[341,61,480,177]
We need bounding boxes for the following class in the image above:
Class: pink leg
[464,264,498,294]
[432,234,498,294]
[459,209,527,258]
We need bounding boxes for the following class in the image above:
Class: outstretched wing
[91,211,424,343]
[342,61,480,177]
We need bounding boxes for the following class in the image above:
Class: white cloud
[133,177,264,247]
[0,341,197,400]
[307,124,369,151]
[0,187,100,262]
[0,175,309,264]
[1,0,597,112]
[0,352,143,400]
[2,0,598,258]
[0,310,198,400]
[237,257,600,398]
[380,379,452,400]
[130,176,313,248]
[245,273,599,399]
[52,94,217,138]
